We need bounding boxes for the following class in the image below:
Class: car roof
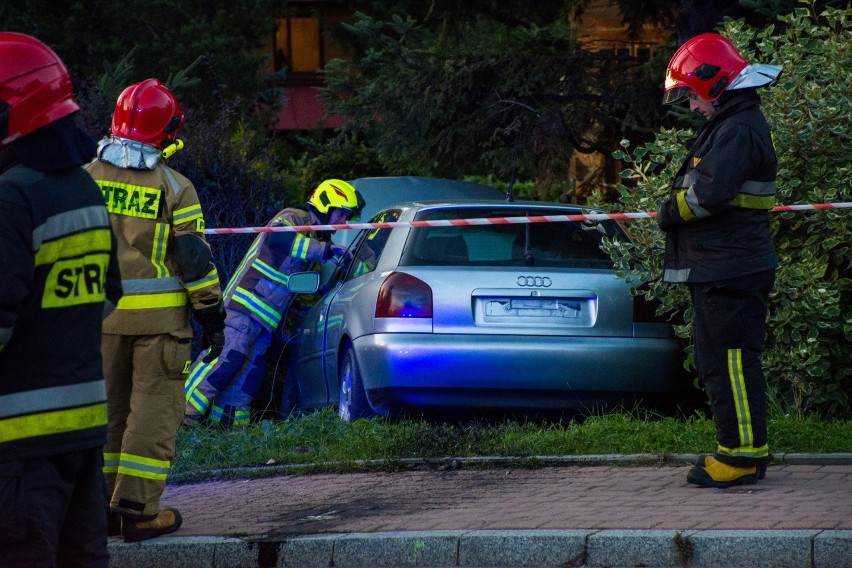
[392,199,603,214]
[348,176,506,222]
[336,178,611,247]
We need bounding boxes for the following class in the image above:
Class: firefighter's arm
[172,185,225,360]
[688,125,755,214]
[103,221,123,319]
[657,125,754,229]
[174,231,225,351]
[655,198,675,231]
[0,196,33,352]
[269,210,340,264]
[285,231,349,264]
[171,178,223,306]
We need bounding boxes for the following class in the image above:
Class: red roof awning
[274,85,347,130]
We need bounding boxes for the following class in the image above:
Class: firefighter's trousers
[689,269,775,467]
[185,310,272,426]
[0,447,109,568]
[102,330,191,518]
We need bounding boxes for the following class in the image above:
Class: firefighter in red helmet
[658,33,782,488]
[663,33,781,105]
[0,32,122,566]
[85,79,225,541]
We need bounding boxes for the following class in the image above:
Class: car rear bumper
[352,333,687,413]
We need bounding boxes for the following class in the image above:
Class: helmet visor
[662,86,688,105]
[331,204,359,222]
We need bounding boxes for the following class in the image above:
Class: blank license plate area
[481,297,592,325]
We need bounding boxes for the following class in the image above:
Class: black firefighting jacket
[657,90,778,283]
[0,117,122,462]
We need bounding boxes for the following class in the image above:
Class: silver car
[281,179,689,422]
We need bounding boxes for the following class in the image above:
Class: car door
[291,233,363,408]
[320,210,400,404]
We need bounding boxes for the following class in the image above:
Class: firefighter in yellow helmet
[85,79,225,542]
[184,179,364,427]
[0,32,122,566]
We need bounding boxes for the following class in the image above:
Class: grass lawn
[171,408,851,482]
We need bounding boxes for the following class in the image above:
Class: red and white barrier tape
[204,201,852,235]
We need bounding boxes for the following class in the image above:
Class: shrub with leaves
[170,110,297,285]
[594,2,851,418]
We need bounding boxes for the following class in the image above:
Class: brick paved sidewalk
[160,463,852,539]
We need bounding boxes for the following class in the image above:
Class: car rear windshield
[400,206,618,269]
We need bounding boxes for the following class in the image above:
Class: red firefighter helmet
[663,33,749,105]
[111,79,184,148]
[0,32,80,147]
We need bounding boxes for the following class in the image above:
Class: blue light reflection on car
[399,305,425,317]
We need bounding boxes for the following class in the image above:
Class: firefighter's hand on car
[323,243,353,265]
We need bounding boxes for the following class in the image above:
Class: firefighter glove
[193,302,226,362]
[656,199,673,231]
[201,330,225,363]
[322,243,352,264]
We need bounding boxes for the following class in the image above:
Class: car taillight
[375,272,433,318]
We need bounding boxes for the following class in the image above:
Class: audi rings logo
[517,276,552,287]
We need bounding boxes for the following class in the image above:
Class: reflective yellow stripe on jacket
[728,180,776,210]
[150,222,170,278]
[0,381,107,443]
[174,203,203,226]
[291,233,311,260]
[673,176,776,221]
[31,206,113,309]
[185,266,222,293]
[115,276,188,310]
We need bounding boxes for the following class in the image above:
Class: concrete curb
[167,452,852,483]
[108,528,852,568]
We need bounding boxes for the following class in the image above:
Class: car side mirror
[287,271,321,294]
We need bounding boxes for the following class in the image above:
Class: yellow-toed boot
[687,456,759,488]
[695,454,766,480]
[121,508,183,543]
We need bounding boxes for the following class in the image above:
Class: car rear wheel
[338,344,373,422]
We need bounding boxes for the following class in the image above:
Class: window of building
[275,16,323,74]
